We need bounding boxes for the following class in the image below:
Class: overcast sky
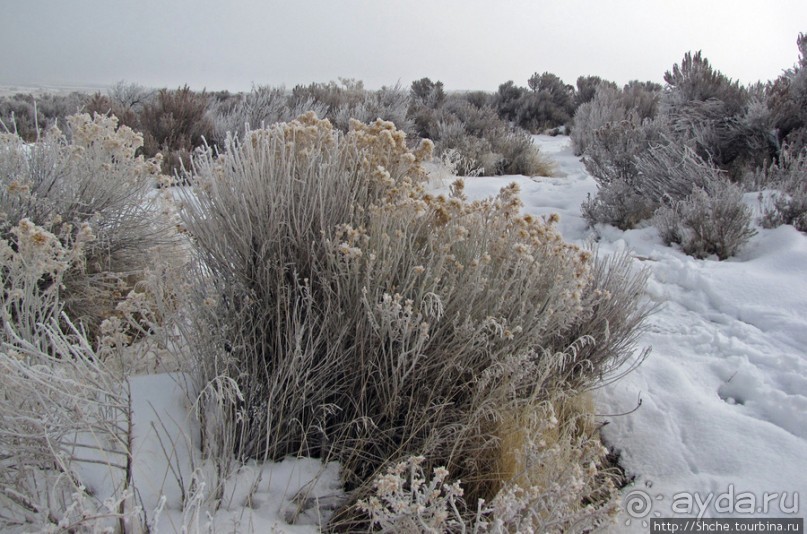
[2,1,805,93]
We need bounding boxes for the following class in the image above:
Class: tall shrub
[180,113,648,526]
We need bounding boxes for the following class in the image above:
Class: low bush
[522,72,577,131]
[654,180,756,260]
[356,392,620,532]
[768,33,807,153]
[581,123,756,260]
[582,178,657,230]
[663,51,746,115]
[494,80,527,124]
[572,85,634,157]
[0,117,184,531]
[571,82,661,157]
[495,74,576,133]
[139,85,216,174]
[633,138,723,203]
[331,83,413,134]
[426,94,555,177]
[0,314,138,532]
[0,222,188,531]
[576,48,781,246]
[574,75,617,108]
[180,113,649,529]
[289,79,414,135]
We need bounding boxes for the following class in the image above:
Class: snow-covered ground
[117,134,806,531]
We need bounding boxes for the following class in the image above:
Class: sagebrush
[180,113,649,529]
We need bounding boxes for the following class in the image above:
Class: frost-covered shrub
[572,85,634,157]
[768,33,807,153]
[756,146,807,231]
[356,456,465,531]
[210,84,328,147]
[435,117,554,177]
[418,95,554,176]
[548,249,653,387]
[494,80,528,123]
[494,125,557,176]
[633,138,724,204]
[331,83,413,134]
[582,124,735,231]
[0,317,137,532]
[622,80,663,121]
[574,75,617,108]
[410,77,446,109]
[0,114,170,338]
[180,113,647,527]
[408,81,553,177]
[107,80,151,112]
[580,119,667,228]
[435,117,502,175]
[571,82,661,157]
[0,222,140,530]
[663,94,775,181]
[521,72,577,131]
[582,178,657,230]
[288,79,414,135]
[0,218,87,349]
[660,51,778,181]
[84,92,142,133]
[654,180,755,260]
[428,95,555,177]
[0,95,48,141]
[0,92,90,141]
[494,74,576,133]
[291,78,366,111]
[663,51,746,115]
[477,395,620,532]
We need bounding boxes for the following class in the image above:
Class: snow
[71,134,806,530]
[67,373,341,533]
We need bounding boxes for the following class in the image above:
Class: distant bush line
[4,31,806,260]
[1,74,625,178]
[575,32,807,260]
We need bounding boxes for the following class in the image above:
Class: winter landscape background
[1,3,806,533]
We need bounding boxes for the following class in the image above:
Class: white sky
[2,1,805,92]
